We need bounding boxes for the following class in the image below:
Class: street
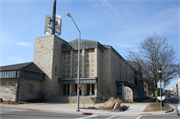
[165,96,180,109]
[0,108,179,119]
[0,96,180,119]
[0,108,140,119]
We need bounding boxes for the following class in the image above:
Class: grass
[143,99,171,112]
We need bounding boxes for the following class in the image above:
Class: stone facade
[32,35,144,101]
[0,78,42,101]
[0,79,17,101]
[1,35,144,102]
[33,35,66,99]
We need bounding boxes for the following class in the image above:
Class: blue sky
[0,0,179,90]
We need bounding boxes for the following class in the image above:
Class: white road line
[136,115,142,119]
[76,115,98,119]
[105,116,116,119]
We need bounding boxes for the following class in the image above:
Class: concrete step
[95,97,105,103]
[47,96,95,103]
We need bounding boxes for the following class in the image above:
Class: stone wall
[33,35,66,99]
[100,50,112,98]
[99,49,136,100]
[0,79,17,101]
[97,48,102,95]
[18,78,42,101]
[51,36,65,96]
[0,78,42,101]
[110,51,120,97]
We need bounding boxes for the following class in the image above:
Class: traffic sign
[78,82,82,90]
[157,80,164,89]
[157,96,165,101]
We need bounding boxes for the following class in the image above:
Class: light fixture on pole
[66,12,81,112]
[159,68,162,110]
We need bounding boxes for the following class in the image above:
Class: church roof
[0,62,44,74]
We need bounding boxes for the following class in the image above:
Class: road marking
[136,115,142,119]
[123,113,137,115]
[105,116,115,119]
[76,115,98,119]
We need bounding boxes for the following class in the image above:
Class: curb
[165,105,174,113]
[83,112,93,115]
[165,99,174,113]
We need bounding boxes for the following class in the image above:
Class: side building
[0,35,145,103]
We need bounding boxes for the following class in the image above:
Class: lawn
[143,99,171,112]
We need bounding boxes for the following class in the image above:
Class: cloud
[93,3,101,9]
[17,42,32,47]
[93,0,120,15]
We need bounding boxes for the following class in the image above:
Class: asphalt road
[0,108,140,119]
[165,96,180,109]
[1,97,180,119]
[1,108,179,119]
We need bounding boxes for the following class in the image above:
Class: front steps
[47,96,97,103]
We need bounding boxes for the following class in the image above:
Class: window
[86,49,95,78]
[73,51,82,78]
[55,66,57,76]
[62,52,71,78]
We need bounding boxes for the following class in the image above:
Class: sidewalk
[0,98,167,116]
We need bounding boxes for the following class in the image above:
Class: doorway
[86,84,94,95]
[63,84,69,95]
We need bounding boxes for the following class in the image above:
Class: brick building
[0,35,145,103]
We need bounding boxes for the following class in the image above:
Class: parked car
[166,94,170,97]
[177,101,180,116]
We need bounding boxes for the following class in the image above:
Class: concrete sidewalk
[0,98,167,116]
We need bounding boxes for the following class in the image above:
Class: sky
[0,0,179,90]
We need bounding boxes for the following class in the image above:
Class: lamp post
[66,12,81,112]
[159,68,162,110]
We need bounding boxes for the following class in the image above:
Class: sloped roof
[0,62,32,70]
[62,39,105,51]
[0,62,44,74]
[127,61,140,70]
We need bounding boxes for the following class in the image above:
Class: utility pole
[52,0,56,35]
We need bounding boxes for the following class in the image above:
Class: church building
[0,35,145,103]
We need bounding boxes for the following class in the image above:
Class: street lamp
[66,12,81,112]
[159,68,162,110]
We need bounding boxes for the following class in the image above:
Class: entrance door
[63,84,69,95]
[86,84,94,95]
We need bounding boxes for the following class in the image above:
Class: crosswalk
[75,115,141,119]
[0,108,27,114]
[0,108,141,119]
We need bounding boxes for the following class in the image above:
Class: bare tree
[126,32,178,102]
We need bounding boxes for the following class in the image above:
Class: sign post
[158,68,164,110]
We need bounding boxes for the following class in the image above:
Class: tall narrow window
[62,52,71,78]
[86,49,94,78]
[73,51,82,78]
[55,66,57,76]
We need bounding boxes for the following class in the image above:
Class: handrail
[90,91,96,102]
[56,91,63,98]
[71,91,76,96]
[97,92,106,101]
